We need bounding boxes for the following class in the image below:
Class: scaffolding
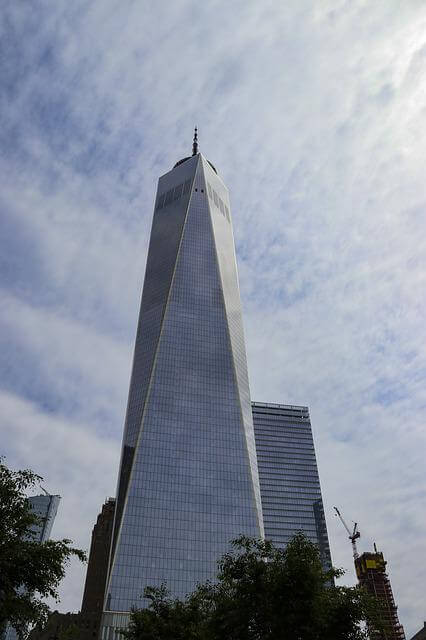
[334,508,405,640]
[355,550,405,640]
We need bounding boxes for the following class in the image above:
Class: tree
[0,459,86,639]
[123,584,211,640]
[123,534,383,640]
[58,623,80,640]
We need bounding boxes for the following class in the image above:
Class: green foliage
[124,534,381,640]
[58,622,80,639]
[0,459,86,639]
[122,584,210,640]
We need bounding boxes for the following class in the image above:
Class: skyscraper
[80,498,116,639]
[28,495,114,640]
[26,493,61,543]
[4,493,60,640]
[101,134,263,637]
[252,402,331,570]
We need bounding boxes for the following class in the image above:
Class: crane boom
[334,507,351,536]
[334,506,360,559]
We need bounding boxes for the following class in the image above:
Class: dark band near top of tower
[155,174,230,223]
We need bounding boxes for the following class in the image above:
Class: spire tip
[192,127,198,156]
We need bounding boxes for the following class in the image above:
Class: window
[173,184,183,200]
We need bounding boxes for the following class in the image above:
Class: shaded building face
[82,498,115,616]
[252,402,332,570]
[104,154,263,615]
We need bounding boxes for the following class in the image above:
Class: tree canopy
[0,459,86,639]
[123,534,382,640]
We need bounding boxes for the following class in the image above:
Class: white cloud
[1,390,120,612]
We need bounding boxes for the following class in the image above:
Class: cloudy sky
[1,1,425,636]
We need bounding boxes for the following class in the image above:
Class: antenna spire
[192,127,198,156]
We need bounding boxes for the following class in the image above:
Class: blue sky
[1,1,426,636]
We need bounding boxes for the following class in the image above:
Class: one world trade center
[101,132,263,637]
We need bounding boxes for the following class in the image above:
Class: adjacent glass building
[26,494,61,543]
[101,146,263,637]
[252,402,331,570]
[4,493,60,640]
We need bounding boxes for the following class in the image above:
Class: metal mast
[192,126,198,155]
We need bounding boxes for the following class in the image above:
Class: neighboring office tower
[355,549,405,640]
[26,493,61,542]
[79,498,116,639]
[4,493,61,640]
[27,498,115,640]
[252,402,332,570]
[101,136,263,637]
[82,498,116,617]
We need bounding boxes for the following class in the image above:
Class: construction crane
[334,506,360,560]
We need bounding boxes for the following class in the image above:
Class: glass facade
[26,494,61,542]
[4,494,60,640]
[104,154,263,620]
[252,402,331,570]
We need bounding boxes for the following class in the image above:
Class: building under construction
[355,549,405,640]
[334,508,405,640]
